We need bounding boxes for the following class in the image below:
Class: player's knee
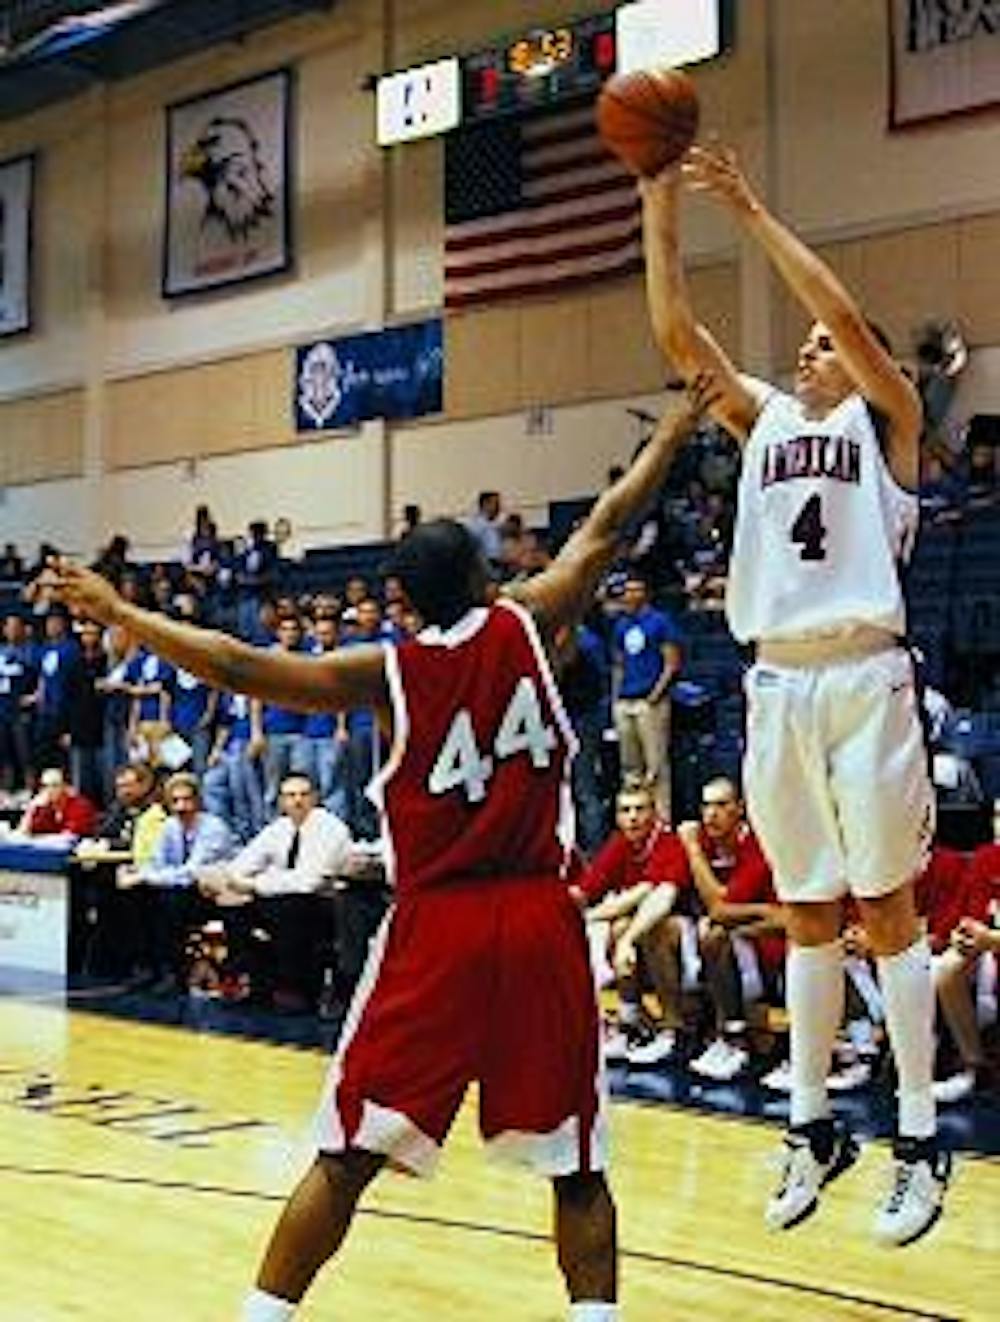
[855,886,918,956]
[784,899,842,948]
[316,1148,384,1199]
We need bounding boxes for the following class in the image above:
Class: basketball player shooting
[641,143,950,1246]
[55,379,715,1322]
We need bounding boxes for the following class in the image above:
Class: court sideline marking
[0,1161,960,1320]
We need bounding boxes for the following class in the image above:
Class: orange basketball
[596,68,700,178]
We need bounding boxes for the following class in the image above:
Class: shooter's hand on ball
[681,141,759,217]
[54,560,124,625]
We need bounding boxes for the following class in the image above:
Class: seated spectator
[90,762,159,852]
[676,777,785,1082]
[931,833,999,1104]
[198,772,353,1008]
[18,766,97,838]
[919,452,964,520]
[70,762,158,978]
[963,434,998,506]
[150,569,176,615]
[343,576,369,611]
[117,771,233,993]
[572,778,694,1066]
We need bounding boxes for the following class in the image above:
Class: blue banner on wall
[294,319,443,432]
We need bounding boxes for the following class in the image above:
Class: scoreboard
[462,13,618,122]
[376,3,731,145]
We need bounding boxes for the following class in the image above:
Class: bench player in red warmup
[56,383,713,1322]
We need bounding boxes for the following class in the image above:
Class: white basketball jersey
[726,390,918,644]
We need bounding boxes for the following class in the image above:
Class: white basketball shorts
[743,645,934,903]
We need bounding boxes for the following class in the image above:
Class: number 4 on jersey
[790,493,828,562]
[428,677,557,804]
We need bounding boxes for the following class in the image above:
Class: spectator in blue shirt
[125,644,175,765]
[123,771,233,993]
[341,598,385,840]
[97,624,138,801]
[33,610,79,773]
[254,615,309,815]
[612,574,682,823]
[203,690,266,843]
[299,615,348,820]
[170,665,218,775]
[0,612,37,790]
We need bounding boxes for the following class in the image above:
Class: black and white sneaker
[873,1137,952,1247]
[765,1118,860,1231]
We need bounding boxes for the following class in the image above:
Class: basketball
[596,68,700,178]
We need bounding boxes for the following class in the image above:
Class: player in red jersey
[572,777,695,1066]
[55,382,714,1322]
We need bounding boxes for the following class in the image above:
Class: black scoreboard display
[462,12,618,120]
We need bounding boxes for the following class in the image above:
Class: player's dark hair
[391,519,487,629]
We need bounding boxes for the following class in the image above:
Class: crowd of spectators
[0,410,998,1094]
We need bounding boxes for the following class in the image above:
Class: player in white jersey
[641,143,950,1247]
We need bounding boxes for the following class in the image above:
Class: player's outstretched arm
[53,562,387,714]
[683,141,922,488]
[642,170,761,443]
[516,376,717,631]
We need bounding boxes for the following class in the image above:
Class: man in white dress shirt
[199,771,354,1008]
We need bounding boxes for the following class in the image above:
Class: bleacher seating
[281,541,395,596]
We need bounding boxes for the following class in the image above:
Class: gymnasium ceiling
[0,0,337,121]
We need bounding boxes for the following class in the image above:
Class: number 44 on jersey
[427,677,558,804]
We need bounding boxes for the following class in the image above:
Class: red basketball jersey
[371,599,578,898]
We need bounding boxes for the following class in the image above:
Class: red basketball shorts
[314,877,607,1178]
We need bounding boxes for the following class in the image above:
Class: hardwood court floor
[0,998,997,1321]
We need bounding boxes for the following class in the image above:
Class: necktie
[286,827,301,870]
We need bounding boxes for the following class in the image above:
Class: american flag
[444,98,642,313]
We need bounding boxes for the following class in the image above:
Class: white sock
[787,941,844,1128]
[569,1304,619,1321]
[242,1288,296,1321]
[878,937,936,1140]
